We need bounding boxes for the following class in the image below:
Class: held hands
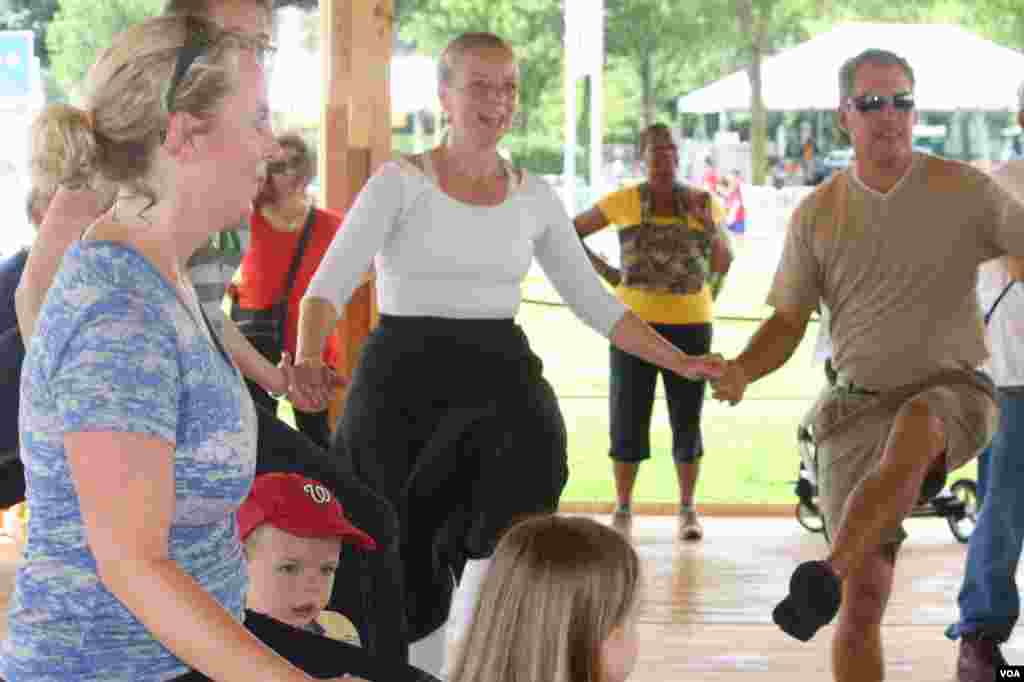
[679,353,726,382]
[711,359,750,406]
[291,355,347,410]
[275,352,345,412]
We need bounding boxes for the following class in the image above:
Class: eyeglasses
[165,15,275,114]
[457,79,519,102]
[849,92,915,114]
[267,158,302,176]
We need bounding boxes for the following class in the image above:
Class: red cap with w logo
[237,472,377,550]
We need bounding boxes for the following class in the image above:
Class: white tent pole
[588,0,605,199]
[563,0,577,214]
[564,72,577,215]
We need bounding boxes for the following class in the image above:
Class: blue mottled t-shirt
[2,241,258,681]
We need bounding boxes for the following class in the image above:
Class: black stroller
[794,398,980,544]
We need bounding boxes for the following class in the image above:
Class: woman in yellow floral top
[574,123,733,541]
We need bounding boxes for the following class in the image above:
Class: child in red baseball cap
[238,472,377,644]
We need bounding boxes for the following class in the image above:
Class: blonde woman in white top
[295,32,722,677]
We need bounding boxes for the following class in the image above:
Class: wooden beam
[319,0,393,430]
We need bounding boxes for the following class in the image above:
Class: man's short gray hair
[1017,80,1024,112]
[838,48,915,103]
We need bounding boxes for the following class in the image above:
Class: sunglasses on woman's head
[165,15,275,114]
[165,15,214,113]
[849,92,915,114]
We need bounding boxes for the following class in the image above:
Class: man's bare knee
[892,398,946,457]
[840,552,895,629]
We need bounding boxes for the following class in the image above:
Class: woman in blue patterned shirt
[2,13,430,682]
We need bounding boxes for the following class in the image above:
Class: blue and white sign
[0,31,33,99]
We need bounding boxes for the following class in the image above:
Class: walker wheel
[796,500,825,533]
[947,479,978,544]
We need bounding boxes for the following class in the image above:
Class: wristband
[266,368,289,399]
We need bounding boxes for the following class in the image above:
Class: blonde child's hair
[448,514,640,682]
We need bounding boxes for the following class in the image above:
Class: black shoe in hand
[772,560,842,642]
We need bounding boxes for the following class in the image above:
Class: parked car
[809,147,855,184]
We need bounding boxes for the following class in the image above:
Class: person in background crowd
[800,121,818,185]
[231,132,342,448]
[701,156,719,195]
[724,169,747,242]
[0,187,54,527]
[574,122,733,541]
[944,81,1024,682]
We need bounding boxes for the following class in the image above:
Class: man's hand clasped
[681,353,727,382]
[710,359,750,406]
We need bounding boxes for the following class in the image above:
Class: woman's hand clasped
[276,352,345,412]
[680,353,726,382]
[710,359,750,406]
[290,355,347,410]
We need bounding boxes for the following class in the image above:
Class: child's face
[601,602,640,682]
[245,525,343,629]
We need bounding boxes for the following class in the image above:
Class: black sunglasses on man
[849,92,915,114]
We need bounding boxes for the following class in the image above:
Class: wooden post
[320,0,394,431]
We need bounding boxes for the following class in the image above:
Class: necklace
[267,199,310,232]
[439,146,506,183]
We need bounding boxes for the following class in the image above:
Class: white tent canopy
[391,55,439,114]
[677,23,1024,113]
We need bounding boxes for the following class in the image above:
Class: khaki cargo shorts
[812,381,998,547]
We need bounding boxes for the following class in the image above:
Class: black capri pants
[609,322,712,464]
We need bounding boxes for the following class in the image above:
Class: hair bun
[29,103,100,192]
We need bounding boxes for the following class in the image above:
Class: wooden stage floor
[596,514,1022,681]
[0,514,1020,680]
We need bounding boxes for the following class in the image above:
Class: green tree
[704,0,825,185]
[728,0,978,184]
[394,0,564,133]
[46,0,162,95]
[950,0,1024,51]
[0,0,59,65]
[604,0,729,132]
[0,0,63,99]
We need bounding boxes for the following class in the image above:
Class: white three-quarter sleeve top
[306,156,626,337]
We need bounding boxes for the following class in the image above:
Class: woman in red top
[233,132,342,448]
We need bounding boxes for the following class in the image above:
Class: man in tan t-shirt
[713,48,1024,682]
